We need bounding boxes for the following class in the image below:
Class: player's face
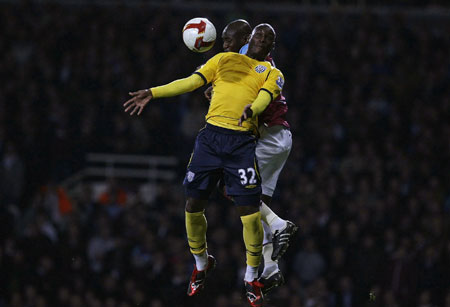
[247,26,275,60]
[222,30,242,53]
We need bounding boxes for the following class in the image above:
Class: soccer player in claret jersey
[206,20,298,296]
[124,24,283,307]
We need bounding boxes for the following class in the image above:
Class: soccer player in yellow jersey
[124,24,283,307]
[207,19,298,297]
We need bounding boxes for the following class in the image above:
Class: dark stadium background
[0,0,449,306]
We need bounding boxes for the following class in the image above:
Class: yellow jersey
[195,52,284,132]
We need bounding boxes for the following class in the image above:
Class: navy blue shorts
[183,124,261,206]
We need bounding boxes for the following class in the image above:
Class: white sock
[262,220,272,245]
[262,243,278,278]
[193,251,208,271]
[260,201,287,234]
[261,221,279,277]
[244,265,259,282]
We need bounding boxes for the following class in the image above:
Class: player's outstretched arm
[123,74,205,116]
[124,89,153,116]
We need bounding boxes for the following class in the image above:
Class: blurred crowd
[1,1,450,307]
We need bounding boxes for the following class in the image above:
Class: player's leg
[185,197,217,296]
[222,132,264,307]
[185,197,209,270]
[183,128,221,296]
[256,126,291,233]
[235,200,264,307]
[256,126,298,262]
[258,221,284,295]
[236,204,263,283]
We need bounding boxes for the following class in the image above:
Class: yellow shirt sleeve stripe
[193,72,207,85]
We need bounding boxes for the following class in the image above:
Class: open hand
[123,89,153,115]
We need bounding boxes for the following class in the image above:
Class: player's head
[222,19,252,52]
[246,23,276,61]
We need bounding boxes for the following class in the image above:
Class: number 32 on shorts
[238,168,258,185]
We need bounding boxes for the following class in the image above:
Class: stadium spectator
[0,142,25,206]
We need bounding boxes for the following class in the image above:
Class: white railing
[62,153,178,190]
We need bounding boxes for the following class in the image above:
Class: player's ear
[244,34,251,44]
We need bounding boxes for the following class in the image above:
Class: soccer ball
[182,17,216,53]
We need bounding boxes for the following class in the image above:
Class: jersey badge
[255,65,267,73]
[186,171,195,182]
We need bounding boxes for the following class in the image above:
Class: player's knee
[237,205,259,216]
[260,194,272,206]
[185,197,207,213]
[233,194,260,215]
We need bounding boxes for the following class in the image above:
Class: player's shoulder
[258,58,276,71]
[267,66,285,89]
[272,66,283,76]
[223,52,248,60]
[266,64,283,78]
[250,57,271,68]
[209,52,227,60]
[210,51,244,63]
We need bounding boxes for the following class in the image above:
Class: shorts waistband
[205,123,252,135]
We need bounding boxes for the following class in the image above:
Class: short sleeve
[195,53,224,85]
[260,68,284,101]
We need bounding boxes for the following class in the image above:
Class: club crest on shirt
[255,65,266,73]
[186,171,195,182]
[276,76,284,89]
